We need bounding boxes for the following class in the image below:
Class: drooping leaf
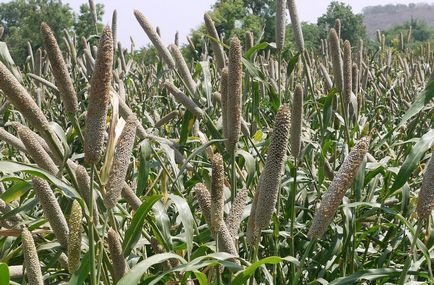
[122,195,162,256]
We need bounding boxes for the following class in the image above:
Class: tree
[74,3,105,49]
[0,0,74,66]
[287,22,321,51]
[385,19,434,49]
[188,0,276,59]
[317,1,367,45]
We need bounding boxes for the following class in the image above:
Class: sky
[30,0,434,48]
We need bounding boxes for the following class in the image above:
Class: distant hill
[363,3,434,37]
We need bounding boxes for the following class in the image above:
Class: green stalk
[290,159,298,279]
[292,238,316,285]
[398,220,422,285]
[89,165,97,285]
[231,152,236,203]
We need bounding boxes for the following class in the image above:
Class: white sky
[7,0,434,47]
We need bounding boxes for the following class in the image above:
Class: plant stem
[290,159,298,279]
[89,165,97,285]
[231,152,236,203]
[292,238,316,285]
[398,220,422,285]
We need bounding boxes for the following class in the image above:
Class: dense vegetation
[1,0,434,285]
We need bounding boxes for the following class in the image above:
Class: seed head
[32,177,69,248]
[204,13,226,70]
[67,200,82,273]
[226,188,249,240]
[18,126,59,175]
[134,10,175,69]
[107,228,128,282]
[308,137,370,239]
[84,26,113,164]
[276,0,286,51]
[329,28,343,92]
[253,105,291,231]
[211,154,225,232]
[170,44,197,95]
[287,0,304,51]
[164,81,204,119]
[104,116,137,208]
[417,151,434,219]
[0,61,50,133]
[22,228,44,285]
[291,85,303,159]
[343,40,352,113]
[226,37,243,154]
[41,22,78,114]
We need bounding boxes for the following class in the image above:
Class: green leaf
[0,161,78,198]
[0,177,31,203]
[329,268,400,284]
[399,80,434,126]
[122,195,162,256]
[117,253,187,285]
[236,149,256,187]
[137,140,151,196]
[168,194,194,259]
[390,129,434,191]
[245,42,270,60]
[286,52,301,78]
[232,256,299,285]
[68,251,90,285]
[0,263,9,285]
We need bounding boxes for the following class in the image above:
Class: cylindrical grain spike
[204,13,226,70]
[194,183,212,225]
[18,126,59,175]
[104,116,137,209]
[22,228,43,285]
[107,228,128,282]
[343,40,352,114]
[67,200,82,273]
[122,182,142,210]
[275,0,286,51]
[75,164,99,224]
[164,81,204,119]
[112,10,118,52]
[352,63,359,95]
[246,188,260,245]
[0,127,28,154]
[40,22,78,114]
[329,28,343,92]
[169,44,197,95]
[245,31,254,52]
[0,61,50,133]
[308,137,370,239]
[175,31,179,46]
[287,0,304,52]
[154,110,180,128]
[254,105,291,232]
[221,67,229,140]
[226,188,249,240]
[134,10,175,69]
[193,183,238,257]
[84,26,113,164]
[417,151,434,219]
[32,177,69,248]
[211,154,225,232]
[226,37,242,155]
[291,85,303,159]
